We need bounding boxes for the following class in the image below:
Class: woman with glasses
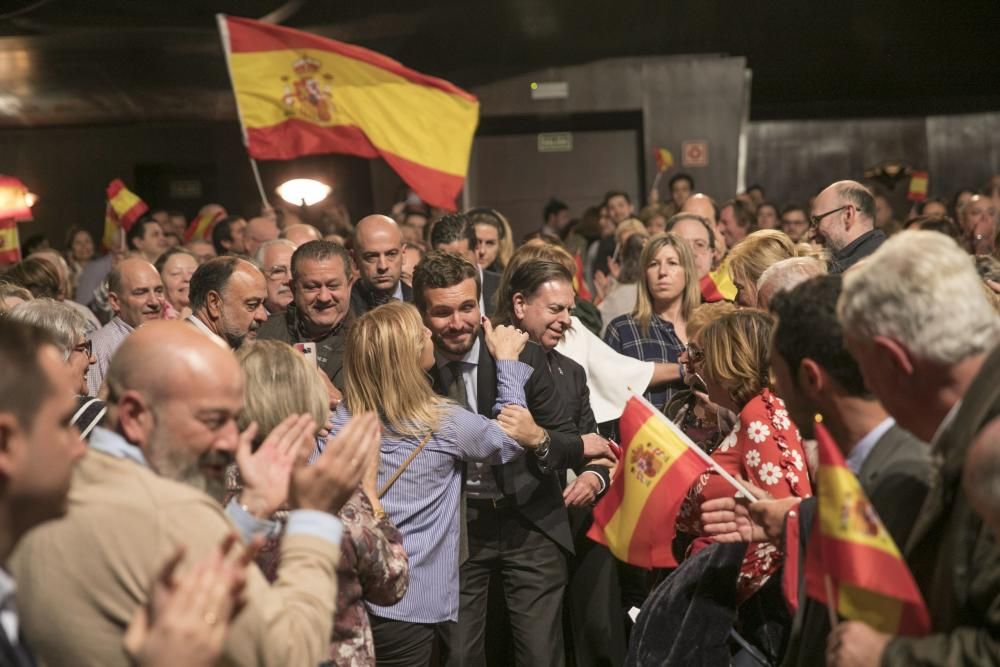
[726,229,826,308]
[6,298,105,438]
[603,232,700,412]
[678,310,812,602]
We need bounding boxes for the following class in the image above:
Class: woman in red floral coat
[677,309,812,602]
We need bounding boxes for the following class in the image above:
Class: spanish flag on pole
[102,179,148,251]
[588,395,710,568]
[804,424,930,636]
[217,15,480,211]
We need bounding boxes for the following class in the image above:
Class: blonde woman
[603,232,701,411]
[318,301,536,666]
[233,340,408,667]
[726,229,825,308]
[679,310,812,602]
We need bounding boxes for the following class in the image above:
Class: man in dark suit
[830,231,1000,667]
[0,321,87,667]
[413,251,613,667]
[429,212,501,316]
[500,257,626,667]
[767,275,931,666]
[349,214,412,316]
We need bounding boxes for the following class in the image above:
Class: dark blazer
[882,343,1000,666]
[481,268,500,317]
[782,423,930,667]
[430,333,584,553]
[547,349,611,492]
[349,280,412,317]
[256,305,353,390]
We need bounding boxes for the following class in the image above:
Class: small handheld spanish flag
[587,395,709,567]
[654,147,674,173]
[184,208,225,243]
[700,263,738,303]
[907,171,929,202]
[803,424,930,636]
[102,179,148,251]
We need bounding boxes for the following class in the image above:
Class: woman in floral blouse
[678,309,812,602]
[231,340,409,667]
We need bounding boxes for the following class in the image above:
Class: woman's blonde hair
[237,340,330,447]
[699,310,775,409]
[632,232,701,334]
[687,301,737,342]
[345,301,441,436]
[727,229,825,299]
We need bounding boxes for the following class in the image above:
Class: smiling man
[257,240,354,389]
[187,256,269,350]
[86,257,164,397]
[349,214,410,316]
[810,180,884,273]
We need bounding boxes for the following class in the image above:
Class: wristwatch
[534,430,551,458]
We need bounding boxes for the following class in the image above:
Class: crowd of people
[0,172,999,667]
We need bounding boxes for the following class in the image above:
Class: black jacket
[429,332,584,553]
[349,280,412,317]
[256,305,353,390]
[830,228,886,273]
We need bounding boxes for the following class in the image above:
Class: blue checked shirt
[603,313,685,410]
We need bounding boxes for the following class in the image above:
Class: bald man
[964,416,1000,539]
[349,214,411,315]
[681,193,728,263]
[811,180,884,272]
[86,257,164,396]
[244,216,280,258]
[187,256,269,349]
[11,321,377,667]
[281,223,323,247]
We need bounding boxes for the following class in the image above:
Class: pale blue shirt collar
[0,567,17,645]
[393,280,404,301]
[846,417,895,474]
[89,426,150,468]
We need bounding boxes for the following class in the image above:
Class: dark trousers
[370,614,440,667]
[440,500,568,667]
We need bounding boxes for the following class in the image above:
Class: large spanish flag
[218,15,479,211]
[102,179,148,251]
[588,395,709,568]
[804,424,930,635]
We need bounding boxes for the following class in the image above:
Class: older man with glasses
[256,239,297,314]
[810,180,885,273]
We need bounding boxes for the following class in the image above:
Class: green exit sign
[537,132,573,153]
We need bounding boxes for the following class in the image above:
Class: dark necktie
[447,361,469,410]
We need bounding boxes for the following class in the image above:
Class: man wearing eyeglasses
[255,239,297,314]
[810,180,885,273]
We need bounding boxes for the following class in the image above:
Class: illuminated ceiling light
[275,178,331,206]
[0,175,34,221]
[24,191,37,207]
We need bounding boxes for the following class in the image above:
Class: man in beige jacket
[11,321,377,666]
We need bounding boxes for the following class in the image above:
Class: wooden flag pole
[632,392,760,502]
[824,574,839,628]
[248,157,269,210]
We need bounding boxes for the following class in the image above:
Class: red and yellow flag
[0,218,20,264]
[907,171,929,202]
[184,209,224,243]
[804,424,930,636]
[654,147,674,173]
[700,263,737,303]
[218,15,480,211]
[588,395,709,568]
[102,179,148,251]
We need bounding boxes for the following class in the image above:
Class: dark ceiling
[1,0,999,128]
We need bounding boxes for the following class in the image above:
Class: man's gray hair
[838,230,1000,365]
[255,238,297,265]
[7,297,93,359]
[757,256,827,303]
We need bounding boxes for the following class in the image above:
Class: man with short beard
[10,321,377,667]
[187,256,268,349]
[257,240,354,389]
[87,257,165,396]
